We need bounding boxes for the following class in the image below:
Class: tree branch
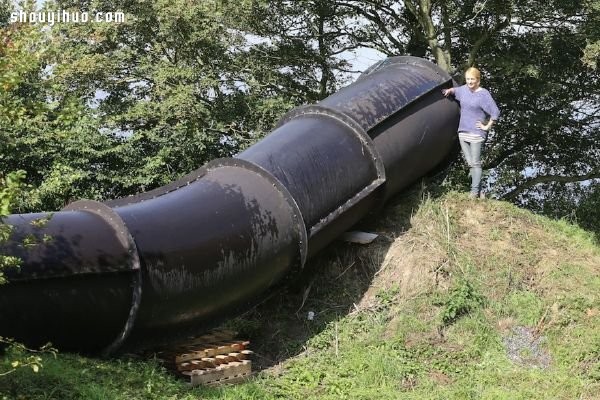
[336,1,406,52]
[502,170,600,200]
[466,17,510,68]
[405,0,451,71]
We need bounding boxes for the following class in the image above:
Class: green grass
[2,190,600,399]
[0,351,210,399]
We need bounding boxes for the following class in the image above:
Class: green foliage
[0,170,23,216]
[1,0,360,211]
[42,0,305,198]
[235,0,355,101]
[439,278,486,326]
[583,39,600,69]
[0,352,210,399]
[0,170,24,284]
[582,0,600,68]
[374,285,401,311]
[0,1,9,27]
[0,14,124,211]
[0,338,56,376]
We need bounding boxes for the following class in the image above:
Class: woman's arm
[476,120,496,131]
[442,87,455,97]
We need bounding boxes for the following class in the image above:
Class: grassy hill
[2,190,599,399]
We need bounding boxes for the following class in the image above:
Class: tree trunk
[405,0,452,72]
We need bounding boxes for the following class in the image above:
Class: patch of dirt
[357,235,442,311]
[429,371,454,385]
[404,329,445,350]
[356,202,450,311]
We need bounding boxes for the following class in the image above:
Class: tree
[2,0,598,220]
[3,0,365,211]
[480,3,600,204]
[330,1,598,210]
[334,0,513,74]
[582,0,600,68]
[236,0,358,101]
[0,171,23,284]
[46,0,303,197]
[0,0,290,210]
[0,1,133,212]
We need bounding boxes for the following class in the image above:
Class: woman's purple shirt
[454,85,500,138]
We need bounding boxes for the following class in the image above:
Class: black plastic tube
[0,56,459,353]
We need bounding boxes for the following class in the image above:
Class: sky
[347,47,387,75]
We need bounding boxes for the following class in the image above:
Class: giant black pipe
[0,56,459,354]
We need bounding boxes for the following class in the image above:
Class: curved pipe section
[238,104,385,255]
[0,56,459,353]
[0,203,141,353]
[114,159,307,343]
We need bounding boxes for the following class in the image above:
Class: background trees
[0,0,598,234]
[0,171,23,284]
[1,2,126,211]
[45,0,282,201]
[330,0,599,214]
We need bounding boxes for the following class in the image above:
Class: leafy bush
[440,278,485,326]
[0,170,24,284]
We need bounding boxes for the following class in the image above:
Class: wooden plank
[204,372,252,386]
[176,350,252,371]
[174,341,251,364]
[227,350,252,361]
[200,357,226,367]
[177,359,214,372]
[187,360,252,386]
[175,348,214,364]
[160,332,252,386]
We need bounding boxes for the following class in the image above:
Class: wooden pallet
[182,359,252,386]
[159,330,253,386]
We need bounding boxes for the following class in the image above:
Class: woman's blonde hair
[465,67,481,80]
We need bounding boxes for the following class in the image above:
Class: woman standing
[443,67,500,198]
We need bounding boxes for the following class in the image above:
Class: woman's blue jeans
[458,138,483,195]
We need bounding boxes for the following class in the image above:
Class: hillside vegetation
[1,190,599,399]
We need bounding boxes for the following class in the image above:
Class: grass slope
[2,190,599,399]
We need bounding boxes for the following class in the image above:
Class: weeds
[439,278,485,326]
